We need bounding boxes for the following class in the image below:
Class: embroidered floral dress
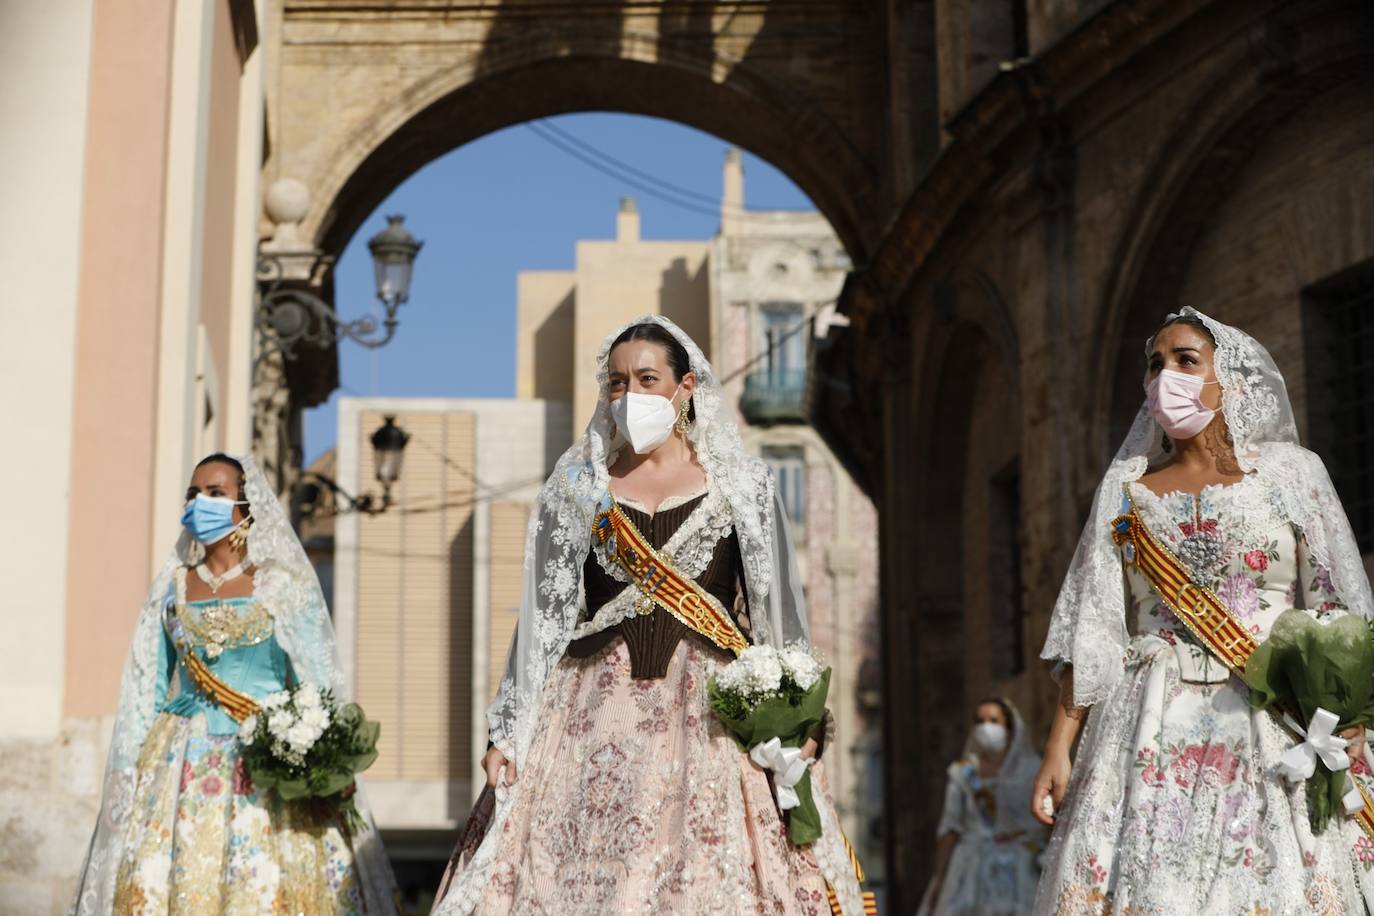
[112,571,366,914]
[434,486,846,915]
[1034,476,1374,914]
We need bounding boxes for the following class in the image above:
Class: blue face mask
[181,494,247,545]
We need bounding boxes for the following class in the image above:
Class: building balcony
[740,369,807,424]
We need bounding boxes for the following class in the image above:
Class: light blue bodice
[157,593,295,737]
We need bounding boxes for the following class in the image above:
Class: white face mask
[972,721,1008,755]
[610,384,683,454]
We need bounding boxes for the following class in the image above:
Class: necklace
[194,560,249,594]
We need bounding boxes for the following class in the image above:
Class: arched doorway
[260,7,901,904]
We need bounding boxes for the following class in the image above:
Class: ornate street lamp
[255,215,423,369]
[296,415,411,517]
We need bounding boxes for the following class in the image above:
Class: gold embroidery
[175,568,273,658]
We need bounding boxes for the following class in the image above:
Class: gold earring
[675,398,692,435]
[227,517,250,553]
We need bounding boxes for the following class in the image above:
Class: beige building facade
[330,400,568,864]
[0,1,266,910]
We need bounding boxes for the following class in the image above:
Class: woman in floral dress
[430,317,866,915]
[72,453,397,914]
[1031,308,1374,914]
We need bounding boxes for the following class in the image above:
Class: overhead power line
[524,119,809,224]
[535,119,803,213]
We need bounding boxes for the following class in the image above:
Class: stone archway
[264,3,895,264]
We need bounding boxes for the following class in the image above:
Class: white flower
[779,646,823,691]
[299,705,330,733]
[286,721,320,753]
[295,684,322,709]
[238,714,259,745]
[261,691,290,710]
[734,645,783,695]
[267,710,295,739]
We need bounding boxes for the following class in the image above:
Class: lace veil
[435,314,817,913]
[1042,307,1374,706]
[71,454,396,914]
[952,698,1043,839]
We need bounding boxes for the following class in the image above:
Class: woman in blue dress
[72,453,397,914]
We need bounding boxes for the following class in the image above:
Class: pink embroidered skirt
[441,638,838,914]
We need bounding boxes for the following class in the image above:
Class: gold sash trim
[1112,489,1374,842]
[593,499,749,656]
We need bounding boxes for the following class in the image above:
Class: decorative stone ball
[265,178,310,225]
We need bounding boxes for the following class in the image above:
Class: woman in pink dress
[430,316,866,915]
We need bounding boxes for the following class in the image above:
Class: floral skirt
[442,638,846,915]
[112,711,365,915]
[1034,634,1374,915]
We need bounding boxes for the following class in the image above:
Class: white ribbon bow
[750,737,814,811]
[1278,707,1350,783]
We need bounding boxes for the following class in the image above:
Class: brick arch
[305,38,877,264]
[1088,4,1374,466]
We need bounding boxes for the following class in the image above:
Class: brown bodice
[565,492,751,678]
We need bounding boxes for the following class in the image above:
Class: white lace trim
[592,484,733,585]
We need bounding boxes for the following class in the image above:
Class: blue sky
[304,112,816,464]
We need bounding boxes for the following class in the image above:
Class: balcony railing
[740,368,807,424]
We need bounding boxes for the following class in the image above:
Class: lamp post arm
[254,253,403,373]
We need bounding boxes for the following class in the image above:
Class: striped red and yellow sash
[182,650,260,723]
[1110,508,1257,671]
[593,499,750,655]
[1112,490,1374,842]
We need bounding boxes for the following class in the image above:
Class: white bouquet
[709,643,830,844]
[237,682,379,833]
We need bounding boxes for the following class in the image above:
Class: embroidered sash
[593,496,749,656]
[173,568,262,724]
[1112,489,1374,842]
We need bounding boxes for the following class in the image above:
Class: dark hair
[608,322,696,422]
[976,697,1015,739]
[1148,313,1216,358]
[196,453,252,525]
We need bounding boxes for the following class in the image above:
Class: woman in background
[919,698,1046,915]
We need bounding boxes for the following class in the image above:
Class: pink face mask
[1146,369,1217,440]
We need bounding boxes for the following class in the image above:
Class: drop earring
[227,517,251,553]
[675,398,692,436]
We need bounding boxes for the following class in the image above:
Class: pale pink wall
[198,0,243,447]
[64,0,176,718]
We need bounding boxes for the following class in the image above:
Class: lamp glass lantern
[368,215,423,307]
[371,415,410,488]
